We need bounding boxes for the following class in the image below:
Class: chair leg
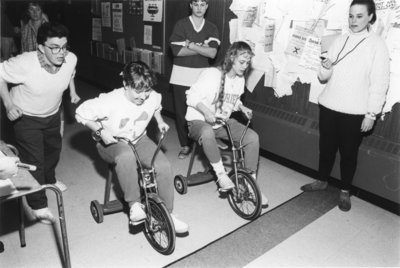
[18,198,26,247]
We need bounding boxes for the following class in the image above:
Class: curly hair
[122,61,157,92]
[216,41,254,108]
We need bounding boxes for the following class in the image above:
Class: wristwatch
[92,127,104,141]
[365,112,377,120]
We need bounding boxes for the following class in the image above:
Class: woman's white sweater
[318,29,390,115]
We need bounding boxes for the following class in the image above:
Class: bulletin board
[228,0,400,115]
[99,1,164,51]
[90,0,166,73]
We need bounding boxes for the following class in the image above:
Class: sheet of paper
[143,25,152,45]
[229,19,239,43]
[92,18,102,41]
[143,0,163,22]
[299,35,322,71]
[112,10,123,32]
[246,69,264,92]
[101,2,111,27]
[285,25,313,58]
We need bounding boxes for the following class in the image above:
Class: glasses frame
[44,44,69,54]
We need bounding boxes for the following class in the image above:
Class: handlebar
[215,117,252,148]
[113,131,166,169]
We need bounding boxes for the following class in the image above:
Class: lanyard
[332,36,366,66]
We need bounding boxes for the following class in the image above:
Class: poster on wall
[285,25,313,58]
[112,3,123,32]
[129,0,143,15]
[144,25,153,45]
[92,18,102,41]
[101,2,111,27]
[298,35,322,71]
[143,0,163,22]
[113,11,123,32]
[91,0,101,16]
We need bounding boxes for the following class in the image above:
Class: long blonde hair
[216,41,254,108]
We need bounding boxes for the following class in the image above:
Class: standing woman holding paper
[301,0,390,211]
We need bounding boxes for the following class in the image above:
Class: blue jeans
[188,119,260,172]
[96,135,174,212]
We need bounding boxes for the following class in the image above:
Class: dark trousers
[172,84,190,147]
[13,111,62,209]
[318,105,364,190]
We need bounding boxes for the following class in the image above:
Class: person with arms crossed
[169,0,220,159]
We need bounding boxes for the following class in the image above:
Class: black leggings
[318,105,364,190]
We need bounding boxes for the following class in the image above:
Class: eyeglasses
[44,45,69,54]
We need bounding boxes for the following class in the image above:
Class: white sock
[211,161,225,176]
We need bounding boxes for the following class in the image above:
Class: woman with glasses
[75,61,189,234]
[0,22,77,224]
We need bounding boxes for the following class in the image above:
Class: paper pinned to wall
[299,35,322,71]
[101,2,111,27]
[92,18,102,41]
[143,0,163,22]
[144,25,152,45]
[246,69,265,92]
[112,10,123,32]
[285,25,313,58]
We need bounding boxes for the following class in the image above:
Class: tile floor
[1,79,399,267]
[246,197,400,267]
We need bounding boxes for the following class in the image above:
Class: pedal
[129,219,145,226]
[218,188,234,192]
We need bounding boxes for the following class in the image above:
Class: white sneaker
[129,202,146,225]
[33,207,56,225]
[54,180,67,192]
[170,214,189,234]
[216,173,235,192]
[261,192,269,207]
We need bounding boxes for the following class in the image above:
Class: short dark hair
[350,0,377,24]
[37,22,69,45]
[27,1,44,10]
[122,61,157,92]
[189,0,209,4]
